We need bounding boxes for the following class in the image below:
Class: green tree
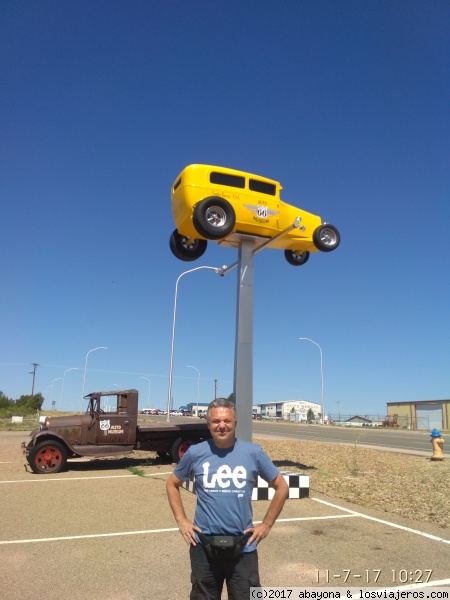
[16,393,44,412]
[306,408,315,422]
[0,391,13,409]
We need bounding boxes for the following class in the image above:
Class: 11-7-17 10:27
[315,570,433,584]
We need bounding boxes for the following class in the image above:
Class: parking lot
[1,431,450,600]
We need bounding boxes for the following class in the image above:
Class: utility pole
[214,379,218,399]
[29,363,39,395]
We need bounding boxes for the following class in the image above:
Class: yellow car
[169,164,340,266]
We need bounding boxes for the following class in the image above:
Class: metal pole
[234,239,255,442]
[187,365,200,416]
[140,377,151,409]
[166,266,220,422]
[299,337,324,423]
[60,368,78,411]
[29,363,39,395]
[81,347,108,413]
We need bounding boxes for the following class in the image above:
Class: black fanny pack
[197,532,251,560]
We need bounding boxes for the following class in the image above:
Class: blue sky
[1,1,449,417]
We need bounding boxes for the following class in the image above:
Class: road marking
[0,515,352,545]
[275,514,356,523]
[0,527,180,545]
[313,498,450,544]
[0,472,173,484]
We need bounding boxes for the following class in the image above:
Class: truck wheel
[28,440,67,474]
[284,249,310,266]
[156,451,171,461]
[169,230,207,262]
[313,224,340,252]
[193,197,236,240]
[171,437,195,463]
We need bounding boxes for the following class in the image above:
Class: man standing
[166,397,288,599]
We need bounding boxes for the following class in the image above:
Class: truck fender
[31,431,78,458]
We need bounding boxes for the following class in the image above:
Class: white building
[258,400,322,421]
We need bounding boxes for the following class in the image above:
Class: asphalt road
[146,415,448,457]
[252,420,449,457]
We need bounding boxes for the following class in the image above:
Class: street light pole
[187,365,200,417]
[60,368,78,411]
[299,337,324,423]
[140,377,151,409]
[81,346,108,413]
[166,266,221,422]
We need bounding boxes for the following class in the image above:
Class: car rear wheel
[284,250,310,266]
[313,224,340,252]
[169,229,207,261]
[193,197,236,240]
[28,440,67,474]
[171,437,195,463]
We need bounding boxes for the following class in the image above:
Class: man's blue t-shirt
[174,438,279,552]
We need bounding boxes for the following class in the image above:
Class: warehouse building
[386,399,450,430]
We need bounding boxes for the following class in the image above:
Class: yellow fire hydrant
[430,428,444,461]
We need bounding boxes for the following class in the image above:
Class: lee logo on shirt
[202,462,247,489]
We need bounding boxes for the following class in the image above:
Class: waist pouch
[197,532,251,560]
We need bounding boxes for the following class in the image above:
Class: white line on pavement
[0,527,179,545]
[313,497,450,545]
[0,472,173,484]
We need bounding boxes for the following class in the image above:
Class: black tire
[313,224,340,252]
[284,249,310,266]
[28,440,68,474]
[171,437,196,464]
[156,451,171,461]
[193,197,236,240]
[169,229,207,262]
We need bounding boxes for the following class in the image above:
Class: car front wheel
[193,197,236,240]
[313,224,340,252]
[284,250,310,266]
[169,230,207,261]
[28,440,68,474]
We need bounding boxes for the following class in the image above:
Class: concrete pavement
[1,432,449,600]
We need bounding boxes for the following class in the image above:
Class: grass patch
[127,466,146,477]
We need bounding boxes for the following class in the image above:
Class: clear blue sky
[1,1,449,417]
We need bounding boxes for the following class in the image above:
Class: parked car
[169,164,340,266]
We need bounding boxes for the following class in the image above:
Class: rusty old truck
[22,389,211,474]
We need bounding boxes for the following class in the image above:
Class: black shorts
[189,543,261,600]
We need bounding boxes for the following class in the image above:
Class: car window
[210,172,245,189]
[249,179,276,196]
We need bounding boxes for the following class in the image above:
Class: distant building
[335,415,373,427]
[186,402,210,417]
[258,400,322,421]
[386,399,450,431]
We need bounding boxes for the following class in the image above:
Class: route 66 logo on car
[100,420,110,431]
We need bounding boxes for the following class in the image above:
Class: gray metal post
[234,238,255,441]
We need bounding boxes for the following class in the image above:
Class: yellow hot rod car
[169,164,340,266]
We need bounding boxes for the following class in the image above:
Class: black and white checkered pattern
[181,470,309,500]
[251,472,309,500]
